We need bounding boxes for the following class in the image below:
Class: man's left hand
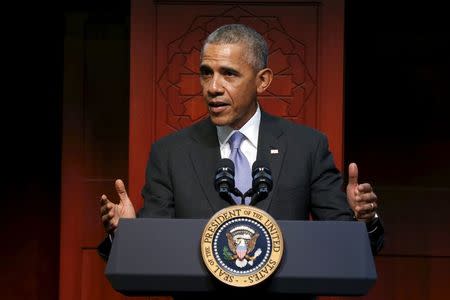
[346,162,378,222]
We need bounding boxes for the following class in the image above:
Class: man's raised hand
[346,163,378,222]
[100,179,136,234]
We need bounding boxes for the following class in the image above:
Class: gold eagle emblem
[225,226,262,268]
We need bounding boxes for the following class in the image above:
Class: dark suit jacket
[136,111,383,252]
[139,111,354,221]
[98,112,383,298]
[136,110,382,246]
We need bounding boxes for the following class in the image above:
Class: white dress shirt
[216,106,261,167]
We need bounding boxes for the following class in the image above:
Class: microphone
[249,160,273,205]
[214,159,242,205]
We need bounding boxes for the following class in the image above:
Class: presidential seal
[200,205,284,287]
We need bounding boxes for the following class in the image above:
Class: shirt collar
[217,106,261,148]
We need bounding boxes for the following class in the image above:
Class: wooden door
[60,1,346,299]
[60,11,132,300]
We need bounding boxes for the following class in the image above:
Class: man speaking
[99,24,383,260]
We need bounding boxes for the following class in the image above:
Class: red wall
[3,1,449,300]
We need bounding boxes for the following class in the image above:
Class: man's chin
[209,115,231,127]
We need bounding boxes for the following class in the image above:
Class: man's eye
[199,67,213,77]
[224,70,236,77]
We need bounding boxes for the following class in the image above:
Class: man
[99,24,383,259]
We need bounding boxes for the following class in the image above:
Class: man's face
[200,43,259,129]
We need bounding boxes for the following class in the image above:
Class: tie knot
[228,131,246,149]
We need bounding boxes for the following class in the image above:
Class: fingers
[99,180,135,234]
[102,212,119,233]
[357,183,373,193]
[100,194,114,215]
[100,194,118,234]
[358,191,377,202]
[101,206,119,233]
[354,201,377,217]
[355,210,377,221]
[348,162,358,186]
[100,194,109,206]
[101,209,113,223]
[353,189,377,206]
[115,179,130,205]
[346,164,379,221]
[100,201,114,216]
[353,190,378,220]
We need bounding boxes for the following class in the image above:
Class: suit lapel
[255,112,286,212]
[189,118,228,212]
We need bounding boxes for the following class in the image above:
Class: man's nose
[208,75,224,95]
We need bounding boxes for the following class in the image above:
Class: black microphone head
[217,158,235,173]
[215,158,235,192]
[252,159,271,175]
[252,159,273,192]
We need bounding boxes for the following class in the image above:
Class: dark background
[3,1,449,299]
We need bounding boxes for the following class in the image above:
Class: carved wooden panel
[155,5,318,137]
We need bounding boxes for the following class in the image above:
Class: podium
[105,218,376,297]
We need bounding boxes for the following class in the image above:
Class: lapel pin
[270,149,279,154]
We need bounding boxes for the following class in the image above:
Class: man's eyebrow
[199,65,212,72]
[219,66,240,75]
[199,65,240,75]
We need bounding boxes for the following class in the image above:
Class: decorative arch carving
[157,6,317,132]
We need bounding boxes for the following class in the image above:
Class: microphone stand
[227,187,245,205]
[249,184,270,206]
[242,189,255,205]
[219,187,249,206]
[223,187,268,206]
[219,191,235,205]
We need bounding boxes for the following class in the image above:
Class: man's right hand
[100,179,136,234]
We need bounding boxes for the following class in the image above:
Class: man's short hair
[201,24,268,71]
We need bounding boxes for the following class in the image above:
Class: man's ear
[256,68,273,94]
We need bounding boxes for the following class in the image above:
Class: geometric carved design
[157,6,316,130]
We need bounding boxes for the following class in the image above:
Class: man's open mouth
[208,101,229,107]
